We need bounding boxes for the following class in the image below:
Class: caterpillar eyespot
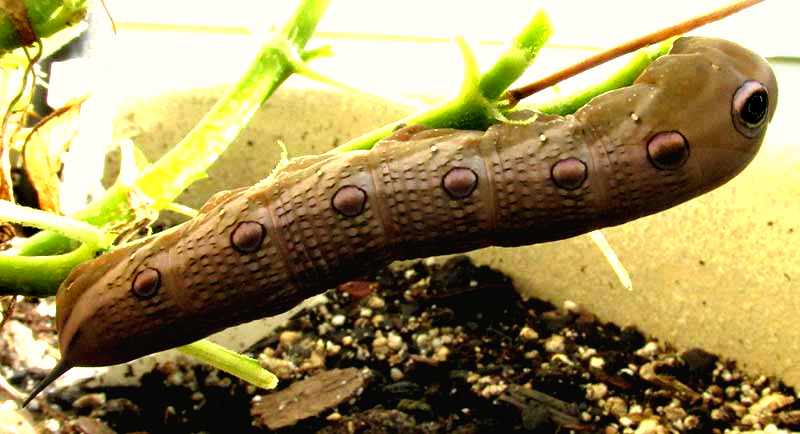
[332,185,368,217]
[230,221,266,253]
[131,268,160,300]
[442,167,479,199]
[647,131,689,171]
[551,158,588,190]
[732,80,770,138]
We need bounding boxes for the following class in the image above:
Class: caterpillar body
[28,37,778,401]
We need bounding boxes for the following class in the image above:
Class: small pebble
[661,401,686,423]
[279,330,301,346]
[433,346,450,362]
[390,367,404,381]
[682,414,700,429]
[518,326,539,341]
[562,300,580,313]
[370,314,385,327]
[544,335,566,353]
[367,296,385,309]
[325,341,341,356]
[259,357,297,379]
[43,419,60,432]
[372,335,388,359]
[634,418,663,434]
[72,393,106,411]
[711,406,737,423]
[589,356,605,369]
[605,396,629,418]
[331,314,346,326]
[386,333,404,351]
[635,342,660,358]
[317,322,333,336]
[586,383,608,401]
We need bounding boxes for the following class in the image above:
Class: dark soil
[11,256,800,433]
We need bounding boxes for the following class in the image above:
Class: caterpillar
[25,37,778,402]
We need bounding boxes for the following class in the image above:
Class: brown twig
[505,0,767,107]
[0,370,25,401]
[0,41,43,203]
[0,295,16,331]
[0,0,36,46]
[99,0,117,33]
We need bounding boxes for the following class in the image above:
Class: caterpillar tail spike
[21,360,72,407]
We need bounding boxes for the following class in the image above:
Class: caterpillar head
[573,36,777,222]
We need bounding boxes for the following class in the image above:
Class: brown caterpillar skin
[53,37,777,372]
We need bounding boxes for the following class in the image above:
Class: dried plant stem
[0,295,16,330]
[505,0,766,106]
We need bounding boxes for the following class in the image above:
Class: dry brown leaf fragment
[0,111,25,204]
[0,221,14,248]
[251,368,365,430]
[0,0,36,46]
[21,93,91,214]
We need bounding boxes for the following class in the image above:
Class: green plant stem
[479,10,553,101]
[532,40,673,116]
[333,15,674,153]
[0,200,108,247]
[0,199,113,295]
[333,9,553,153]
[134,2,329,210]
[178,340,278,390]
[0,0,88,50]
[14,0,332,258]
[330,38,481,153]
[0,243,94,296]
[16,183,146,256]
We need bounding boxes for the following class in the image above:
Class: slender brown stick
[0,295,16,331]
[505,0,766,106]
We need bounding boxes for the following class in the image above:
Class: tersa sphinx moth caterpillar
[28,37,778,400]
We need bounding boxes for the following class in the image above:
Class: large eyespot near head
[132,267,160,300]
[732,80,770,138]
[332,185,367,217]
[230,221,265,254]
[647,131,690,171]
